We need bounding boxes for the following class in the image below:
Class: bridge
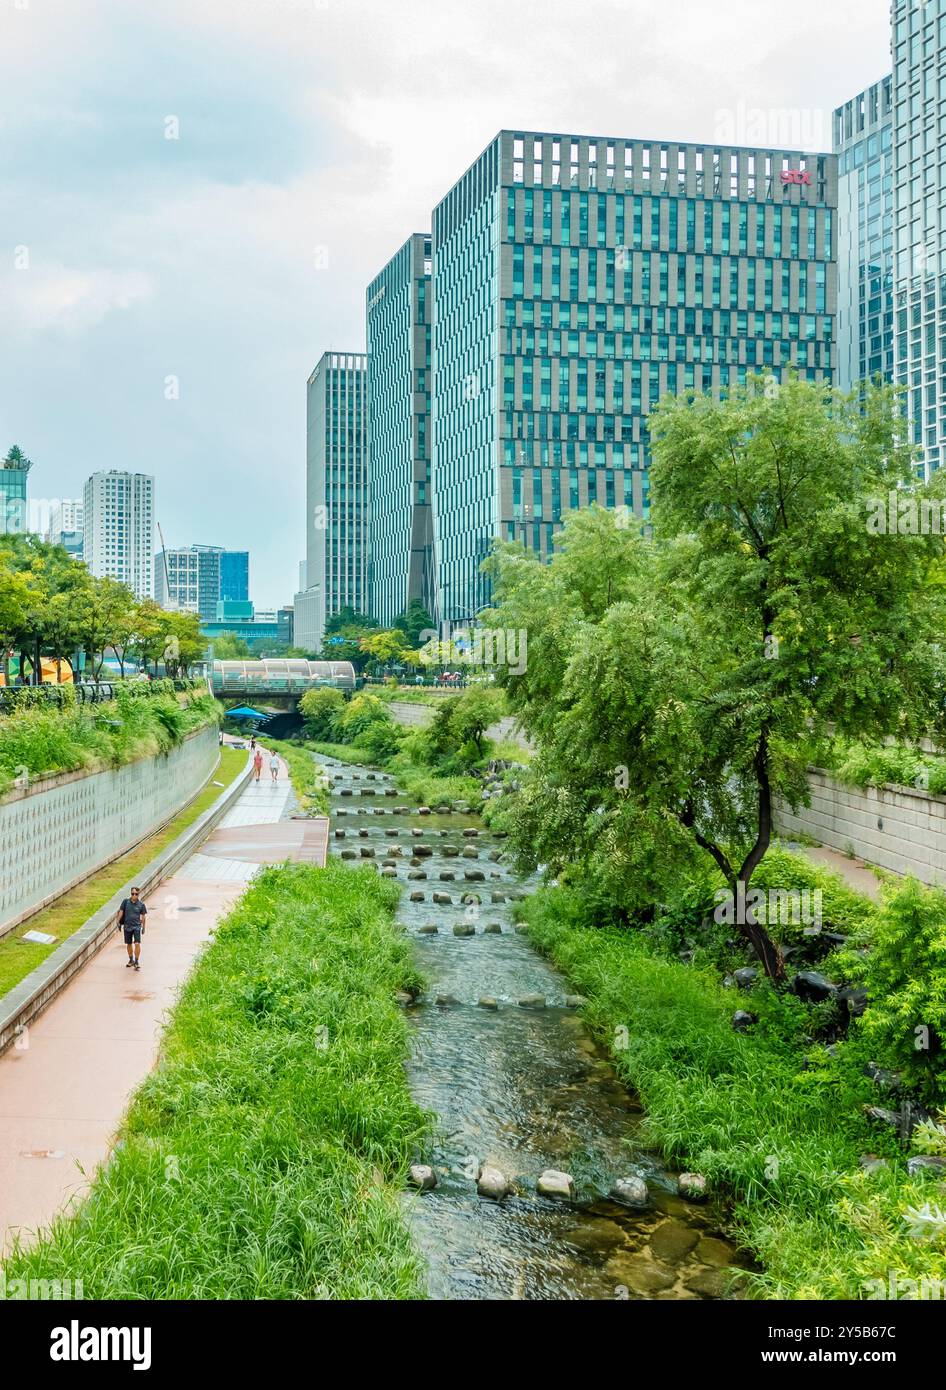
[210,659,357,703]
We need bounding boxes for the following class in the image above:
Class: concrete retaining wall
[0,749,253,1056]
[777,769,946,886]
[0,725,219,938]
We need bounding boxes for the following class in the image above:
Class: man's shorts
[123,925,142,944]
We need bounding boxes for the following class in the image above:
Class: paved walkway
[0,745,327,1256]
[796,844,884,902]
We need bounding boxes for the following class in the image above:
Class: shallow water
[320,755,748,1301]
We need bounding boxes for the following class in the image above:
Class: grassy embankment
[3,860,430,1298]
[308,739,481,809]
[518,852,946,1300]
[0,685,218,797]
[0,747,245,1000]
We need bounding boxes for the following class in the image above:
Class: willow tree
[486,377,946,982]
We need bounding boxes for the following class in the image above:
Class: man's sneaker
[134,961,140,971]
[126,959,134,967]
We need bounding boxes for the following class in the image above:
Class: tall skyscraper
[430,130,837,622]
[295,351,368,652]
[83,471,154,598]
[833,77,894,392]
[891,0,946,475]
[366,232,434,627]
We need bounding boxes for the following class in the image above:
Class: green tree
[299,685,345,739]
[394,599,435,647]
[487,378,946,982]
[209,631,251,660]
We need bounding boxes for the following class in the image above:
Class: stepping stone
[359,847,375,858]
[677,1173,708,1201]
[334,830,346,838]
[443,846,459,858]
[537,1169,575,1201]
[381,867,397,877]
[433,892,452,904]
[409,891,425,902]
[340,850,357,860]
[407,870,427,881]
[461,847,478,859]
[358,829,369,837]
[464,870,485,881]
[491,892,505,903]
[435,993,459,1005]
[408,1165,437,1191]
[412,829,424,837]
[418,807,431,816]
[453,923,475,936]
[462,828,479,838]
[484,922,502,934]
[476,1165,509,1201]
[518,994,546,1009]
[439,871,456,881]
[414,845,433,857]
[417,924,438,935]
[564,995,587,1008]
[610,1176,649,1208]
[385,829,399,837]
[478,996,499,1009]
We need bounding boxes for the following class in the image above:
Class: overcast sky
[1,0,890,608]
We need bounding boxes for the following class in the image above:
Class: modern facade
[0,453,30,537]
[82,471,154,598]
[891,0,946,475]
[219,549,249,604]
[833,77,894,392]
[430,130,837,622]
[295,351,368,652]
[154,544,223,620]
[366,232,434,627]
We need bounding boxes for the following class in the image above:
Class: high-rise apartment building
[366,233,434,627]
[891,0,946,475]
[83,471,154,598]
[429,130,837,622]
[833,77,894,391]
[295,352,368,652]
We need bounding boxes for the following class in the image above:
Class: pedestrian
[250,735,256,750]
[118,887,147,971]
[270,751,280,782]
[253,748,263,782]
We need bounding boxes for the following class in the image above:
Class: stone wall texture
[777,769,946,886]
[0,726,219,936]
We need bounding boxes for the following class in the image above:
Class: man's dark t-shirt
[120,898,147,930]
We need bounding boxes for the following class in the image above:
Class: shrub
[299,686,345,740]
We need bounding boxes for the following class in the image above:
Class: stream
[319,753,749,1301]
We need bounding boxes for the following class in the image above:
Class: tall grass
[265,738,329,814]
[0,690,219,795]
[4,862,430,1298]
[519,885,946,1300]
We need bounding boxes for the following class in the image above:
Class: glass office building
[366,232,434,627]
[220,550,249,604]
[833,77,894,391]
[295,351,368,652]
[891,0,946,475]
[0,456,30,536]
[430,130,837,623]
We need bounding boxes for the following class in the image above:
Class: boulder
[732,1010,756,1032]
[476,1165,509,1200]
[790,971,839,1003]
[609,1175,649,1208]
[864,1105,900,1130]
[866,1061,903,1093]
[858,1154,889,1173]
[839,986,867,1017]
[677,1172,708,1201]
[537,1169,575,1201]
[907,1155,946,1176]
[733,967,758,990]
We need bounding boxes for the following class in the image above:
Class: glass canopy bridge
[211,659,357,703]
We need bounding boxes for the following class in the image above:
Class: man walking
[270,751,280,783]
[118,887,147,971]
[253,747,263,782]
